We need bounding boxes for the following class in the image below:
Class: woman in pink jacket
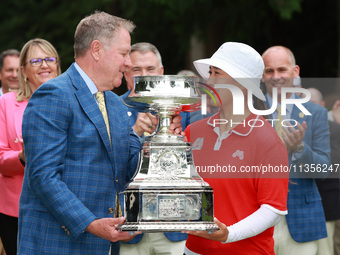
[0,38,61,255]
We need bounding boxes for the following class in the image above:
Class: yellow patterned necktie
[114,194,122,218]
[95,92,111,142]
[96,92,122,217]
[275,106,285,141]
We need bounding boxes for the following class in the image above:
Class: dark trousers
[0,212,18,255]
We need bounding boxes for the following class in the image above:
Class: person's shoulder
[190,116,210,129]
[44,64,76,88]
[253,120,287,157]
[106,90,120,100]
[252,115,283,145]
[297,99,326,115]
[306,100,325,111]
[0,91,17,103]
[106,90,128,109]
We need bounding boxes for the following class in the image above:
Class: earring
[24,77,28,83]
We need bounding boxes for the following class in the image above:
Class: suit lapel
[106,91,125,180]
[67,64,114,165]
[291,105,307,124]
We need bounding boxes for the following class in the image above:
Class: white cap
[193,42,266,101]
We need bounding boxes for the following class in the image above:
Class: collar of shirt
[0,87,3,96]
[206,111,260,150]
[266,93,295,119]
[74,62,98,95]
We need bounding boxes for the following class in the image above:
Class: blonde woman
[0,38,60,255]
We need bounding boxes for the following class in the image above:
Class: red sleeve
[255,141,289,213]
[184,124,191,142]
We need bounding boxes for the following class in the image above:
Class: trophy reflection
[120,75,218,233]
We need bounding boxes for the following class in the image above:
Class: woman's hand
[183,217,229,243]
[19,134,25,165]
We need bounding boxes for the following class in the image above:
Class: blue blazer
[18,64,142,255]
[120,91,188,244]
[266,95,330,242]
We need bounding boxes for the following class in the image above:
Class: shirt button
[108,208,114,214]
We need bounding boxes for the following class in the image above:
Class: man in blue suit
[120,42,188,255]
[262,46,331,255]
[17,12,181,255]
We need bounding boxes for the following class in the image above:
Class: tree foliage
[0,0,338,97]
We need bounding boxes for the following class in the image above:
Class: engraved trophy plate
[119,75,218,233]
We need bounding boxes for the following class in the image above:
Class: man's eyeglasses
[26,57,58,67]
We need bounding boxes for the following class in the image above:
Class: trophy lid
[122,75,201,112]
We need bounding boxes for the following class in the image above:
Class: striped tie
[114,194,122,218]
[96,92,122,216]
[275,106,285,141]
[95,92,111,142]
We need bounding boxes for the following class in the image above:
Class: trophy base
[119,177,217,233]
[117,221,219,233]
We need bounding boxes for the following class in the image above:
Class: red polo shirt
[185,112,289,255]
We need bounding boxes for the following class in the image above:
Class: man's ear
[90,40,103,61]
[294,65,300,78]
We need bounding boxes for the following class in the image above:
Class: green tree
[0,0,338,97]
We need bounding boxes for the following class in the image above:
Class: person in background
[308,88,340,255]
[120,42,187,255]
[328,100,340,123]
[177,69,197,76]
[122,42,163,97]
[0,38,61,255]
[184,42,289,255]
[262,46,330,255]
[0,48,19,255]
[330,99,340,255]
[121,42,164,128]
[0,49,20,96]
[0,242,5,255]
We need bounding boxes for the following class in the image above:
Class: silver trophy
[119,75,218,233]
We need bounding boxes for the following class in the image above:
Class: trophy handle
[130,149,143,180]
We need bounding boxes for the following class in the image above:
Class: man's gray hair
[0,49,20,70]
[74,11,135,58]
[130,42,163,68]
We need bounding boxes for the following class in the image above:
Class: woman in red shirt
[183,42,289,255]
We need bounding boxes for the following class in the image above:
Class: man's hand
[169,114,184,135]
[85,217,140,242]
[182,217,228,242]
[133,113,159,137]
[133,113,184,137]
[282,121,307,153]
